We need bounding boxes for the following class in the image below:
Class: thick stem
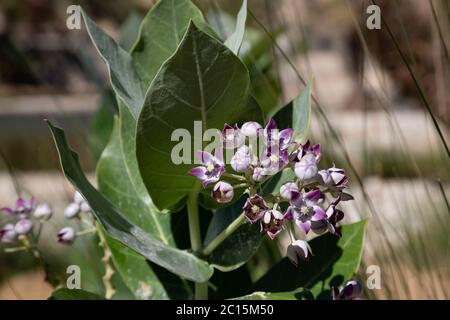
[187,182,208,300]
[203,213,247,256]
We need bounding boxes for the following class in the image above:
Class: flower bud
[0,224,17,243]
[57,227,76,245]
[73,191,84,204]
[241,121,262,137]
[280,182,299,200]
[287,240,313,267]
[294,153,318,181]
[252,167,264,182]
[212,181,234,203]
[318,169,332,186]
[33,203,52,220]
[231,145,252,173]
[64,203,80,219]
[14,219,33,235]
[80,201,91,213]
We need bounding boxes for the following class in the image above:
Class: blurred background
[0,0,448,299]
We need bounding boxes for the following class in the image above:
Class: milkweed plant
[0,0,366,300]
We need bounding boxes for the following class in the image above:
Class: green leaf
[81,9,144,119]
[49,288,104,300]
[118,11,143,51]
[274,81,312,143]
[204,197,263,272]
[47,121,214,283]
[208,222,263,272]
[251,220,367,298]
[231,289,313,300]
[97,118,176,299]
[131,0,209,88]
[136,22,262,212]
[224,0,247,55]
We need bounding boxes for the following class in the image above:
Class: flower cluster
[0,198,51,244]
[1,191,94,253]
[189,118,353,266]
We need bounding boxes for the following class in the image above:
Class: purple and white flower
[0,224,17,243]
[57,227,76,245]
[297,140,321,161]
[324,197,345,237]
[189,149,225,187]
[260,209,284,239]
[243,195,268,224]
[14,219,33,235]
[222,124,245,149]
[287,240,313,266]
[319,167,348,190]
[231,145,252,173]
[285,189,327,235]
[332,280,363,300]
[1,197,36,217]
[212,181,234,203]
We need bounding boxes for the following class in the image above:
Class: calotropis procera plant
[23,0,366,300]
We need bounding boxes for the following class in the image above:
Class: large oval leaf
[47,121,214,283]
[251,220,367,298]
[136,22,262,212]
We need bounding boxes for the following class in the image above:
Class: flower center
[251,205,260,214]
[300,206,310,215]
[206,163,215,172]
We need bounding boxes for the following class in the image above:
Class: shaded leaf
[47,121,214,282]
[251,220,367,298]
[49,288,103,300]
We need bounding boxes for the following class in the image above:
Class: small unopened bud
[73,191,84,204]
[14,219,33,235]
[294,153,318,181]
[33,203,52,220]
[212,181,234,203]
[0,224,17,243]
[57,227,76,245]
[252,167,264,182]
[231,145,252,173]
[80,201,91,213]
[241,121,262,137]
[64,203,80,219]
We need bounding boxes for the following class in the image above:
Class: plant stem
[187,182,208,300]
[223,172,247,181]
[203,213,247,256]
